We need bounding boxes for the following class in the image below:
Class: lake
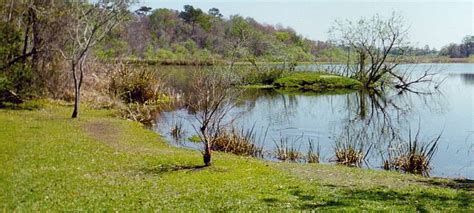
[154,63,474,179]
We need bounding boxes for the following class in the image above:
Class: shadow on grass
[417,178,474,191]
[140,164,208,175]
[263,185,472,210]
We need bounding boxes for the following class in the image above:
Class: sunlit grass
[0,102,471,211]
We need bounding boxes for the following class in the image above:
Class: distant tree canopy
[439,36,474,58]
[98,5,324,63]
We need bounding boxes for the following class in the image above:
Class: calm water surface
[154,63,474,179]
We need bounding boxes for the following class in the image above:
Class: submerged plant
[383,128,440,176]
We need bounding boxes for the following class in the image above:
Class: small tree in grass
[59,0,129,118]
[186,69,240,166]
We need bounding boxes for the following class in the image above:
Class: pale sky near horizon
[135,0,473,49]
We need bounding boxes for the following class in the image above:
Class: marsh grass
[333,128,372,167]
[211,126,264,158]
[117,102,162,126]
[274,136,304,162]
[383,128,441,176]
[170,120,184,140]
[306,140,320,163]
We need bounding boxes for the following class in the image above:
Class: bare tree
[185,69,240,166]
[329,12,434,90]
[59,0,129,118]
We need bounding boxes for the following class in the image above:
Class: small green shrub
[243,68,286,85]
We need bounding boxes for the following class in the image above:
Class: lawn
[0,102,472,211]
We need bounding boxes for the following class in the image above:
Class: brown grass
[211,126,264,158]
[383,128,440,176]
[274,136,304,162]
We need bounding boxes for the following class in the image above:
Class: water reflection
[155,64,474,179]
[461,73,474,85]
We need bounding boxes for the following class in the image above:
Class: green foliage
[275,32,291,42]
[156,49,177,60]
[188,135,202,143]
[273,72,362,91]
[243,68,287,85]
[317,47,349,62]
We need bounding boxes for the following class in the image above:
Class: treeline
[99,5,332,63]
[439,36,474,58]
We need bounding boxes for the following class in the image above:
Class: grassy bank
[0,102,472,211]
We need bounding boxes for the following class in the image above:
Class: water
[154,63,474,179]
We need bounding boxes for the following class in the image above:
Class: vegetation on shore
[273,72,362,91]
[0,102,472,211]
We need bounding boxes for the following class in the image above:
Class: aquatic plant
[306,139,320,163]
[170,120,184,139]
[211,126,264,158]
[274,136,303,162]
[332,127,372,167]
[383,128,440,176]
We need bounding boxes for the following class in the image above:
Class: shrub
[109,65,165,104]
[242,67,286,85]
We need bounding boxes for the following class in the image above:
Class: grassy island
[273,72,362,91]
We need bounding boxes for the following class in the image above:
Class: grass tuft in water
[170,120,184,140]
[211,126,264,158]
[306,139,320,163]
[383,128,440,176]
[333,127,371,167]
[274,136,304,162]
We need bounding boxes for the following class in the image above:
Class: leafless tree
[59,0,129,118]
[185,69,241,166]
[329,12,434,90]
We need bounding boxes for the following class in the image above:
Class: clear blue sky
[135,0,473,49]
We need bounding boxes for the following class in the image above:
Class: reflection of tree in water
[337,89,445,173]
[461,73,474,85]
[238,89,300,123]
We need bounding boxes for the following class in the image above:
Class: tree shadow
[263,185,472,210]
[341,186,473,210]
[417,178,474,191]
[140,164,207,175]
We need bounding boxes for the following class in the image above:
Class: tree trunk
[71,61,79,118]
[203,140,212,166]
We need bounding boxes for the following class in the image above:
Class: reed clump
[211,127,264,158]
[170,120,184,139]
[306,140,320,163]
[274,137,303,162]
[333,129,371,167]
[383,129,440,176]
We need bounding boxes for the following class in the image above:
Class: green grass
[274,72,362,91]
[0,102,472,211]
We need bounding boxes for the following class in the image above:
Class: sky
[134,0,473,49]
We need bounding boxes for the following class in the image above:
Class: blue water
[155,63,474,179]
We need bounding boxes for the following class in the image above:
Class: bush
[108,65,165,104]
[242,68,286,85]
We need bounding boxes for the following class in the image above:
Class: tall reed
[211,126,264,158]
[383,128,440,176]
[274,136,304,162]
